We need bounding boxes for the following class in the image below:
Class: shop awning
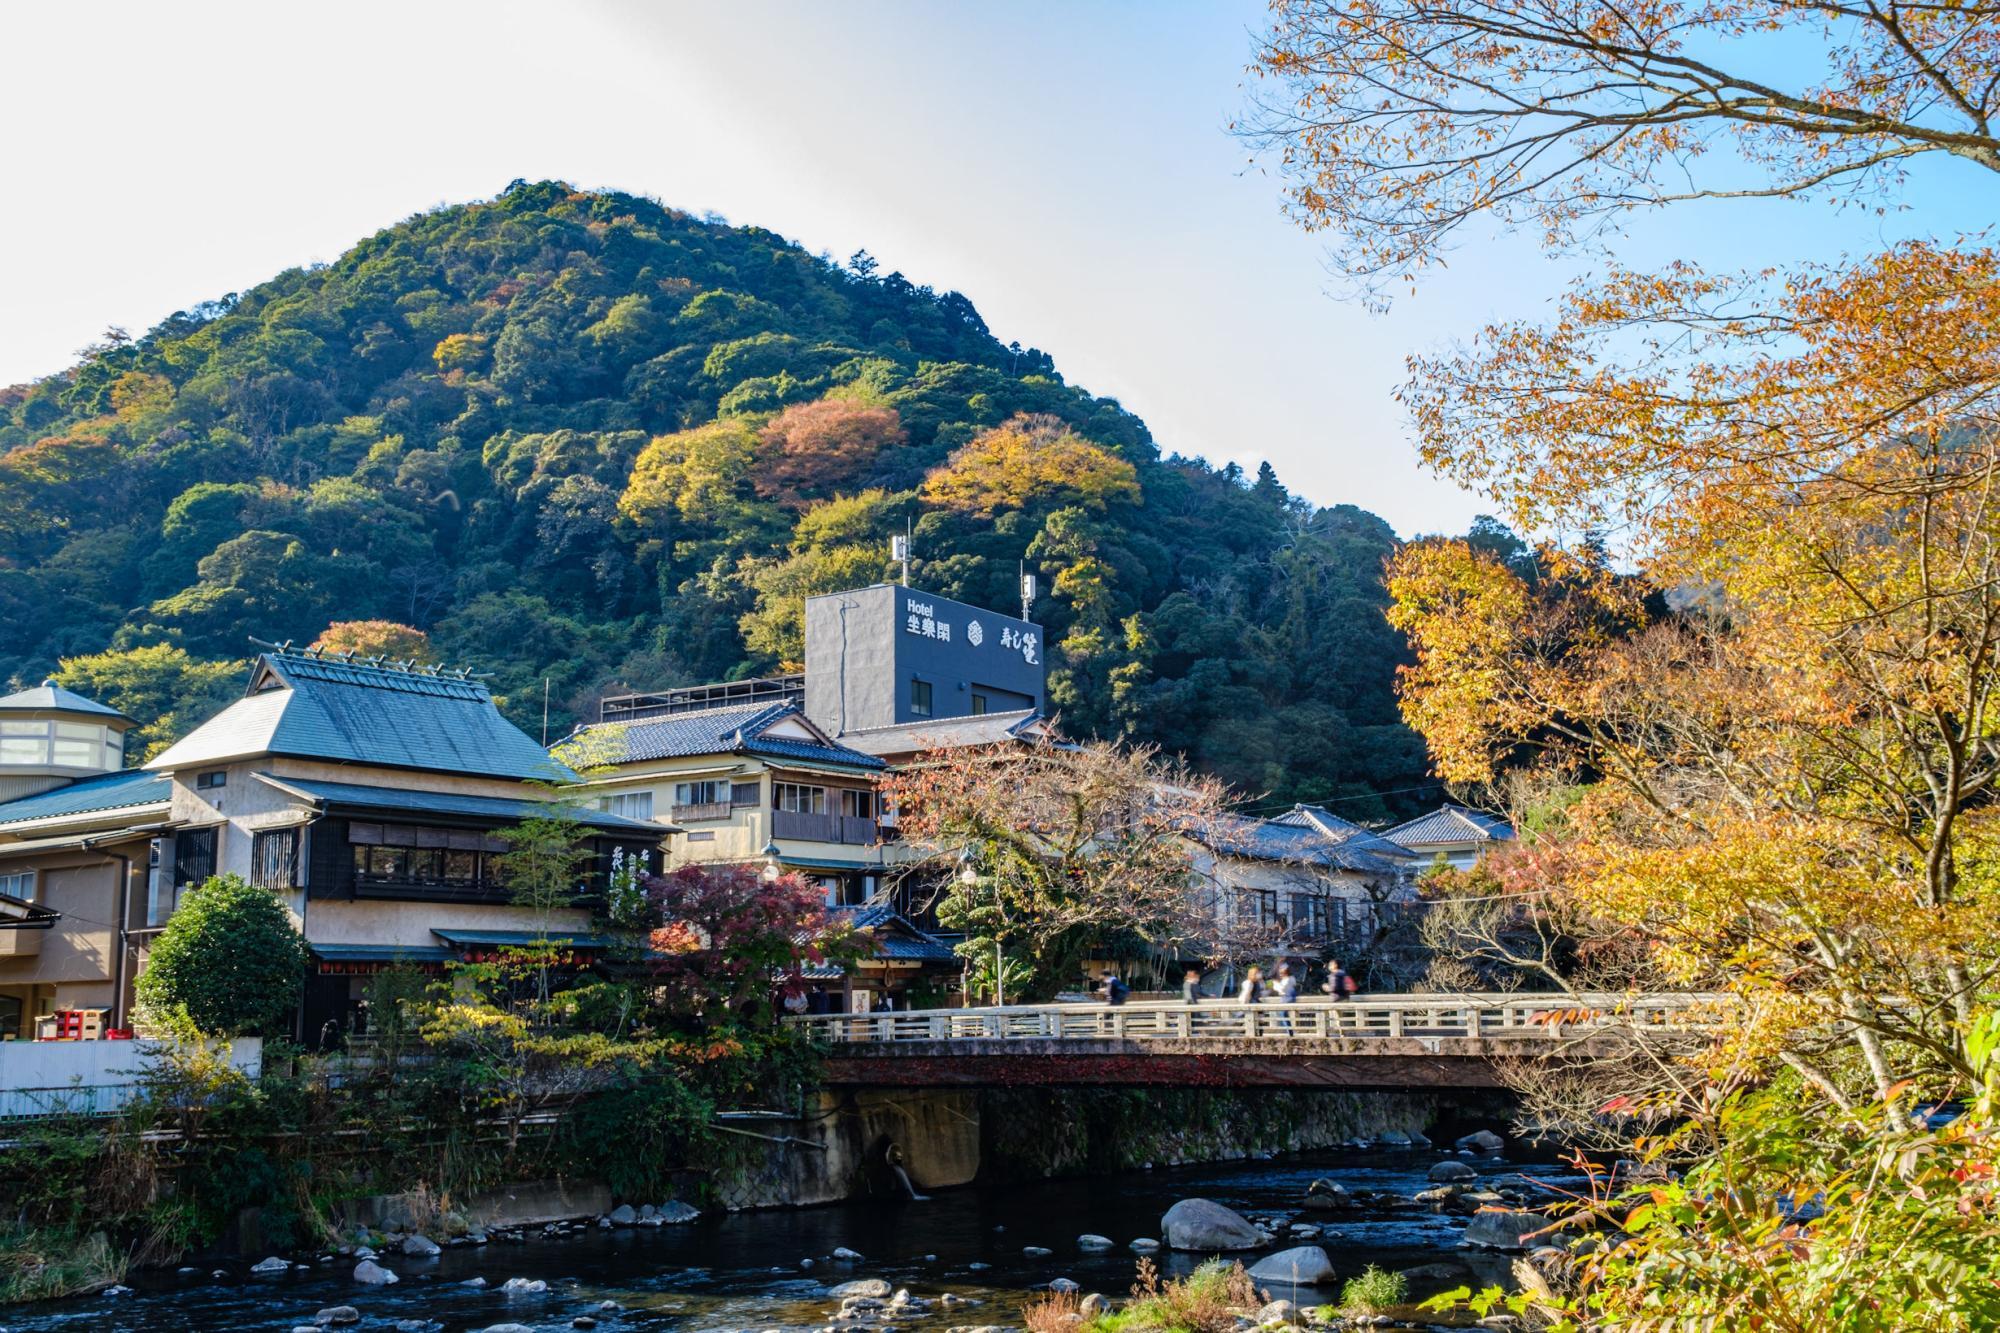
[429,928,624,951]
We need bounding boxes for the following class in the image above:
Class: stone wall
[716,1087,983,1210]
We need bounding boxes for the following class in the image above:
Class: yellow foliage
[920,413,1139,517]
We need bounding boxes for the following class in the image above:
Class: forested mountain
[0,181,1447,818]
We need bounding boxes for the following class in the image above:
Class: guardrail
[787,993,1722,1045]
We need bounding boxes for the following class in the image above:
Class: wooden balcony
[671,801,734,823]
[773,810,880,845]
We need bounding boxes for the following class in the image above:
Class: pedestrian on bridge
[1238,966,1263,1004]
[1181,969,1202,1005]
[1323,960,1354,1001]
[1101,971,1130,1006]
[1272,961,1299,1031]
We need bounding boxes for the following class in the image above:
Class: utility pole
[892,530,911,587]
[541,677,551,747]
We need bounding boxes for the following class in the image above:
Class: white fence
[0,1037,262,1120]
[787,993,1721,1045]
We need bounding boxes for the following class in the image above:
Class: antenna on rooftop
[891,529,912,587]
[1019,563,1037,623]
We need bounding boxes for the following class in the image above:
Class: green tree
[135,874,308,1036]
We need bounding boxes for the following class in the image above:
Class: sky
[0,2,1990,538]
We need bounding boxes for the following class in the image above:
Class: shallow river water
[7,1143,1576,1332]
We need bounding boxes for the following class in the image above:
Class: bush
[1338,1265,1407,1315]
[135,874,308,1036]
[1115,1258,1262,1333]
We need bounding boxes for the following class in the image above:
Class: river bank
[0,1137,1573,1331]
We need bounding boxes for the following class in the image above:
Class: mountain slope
[0,180,1436,818]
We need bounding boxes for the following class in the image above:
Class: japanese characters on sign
[904,596,1037,664]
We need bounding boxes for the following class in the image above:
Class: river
[5,1142,1572,1331]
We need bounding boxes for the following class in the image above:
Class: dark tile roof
[0,682,132,723]
[1383,804,1515,848]
[0,769,172,828]
[146,650,568,782]
[795,903,959,966]
[253,774,664,835]
[1270,804,1420,860]
[563,701,883,770]
[1201,812,1407,876]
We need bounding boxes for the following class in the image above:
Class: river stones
[401,1234,441,1257]
[1080,1294,1113,1317]
[1077,1233,1114,1251]
[1302,1178,1350,1211]
[352,1259,398,1285]
[1429,1160,1478,1183]
[1462,1208,1552,1251]
[832,1280,894,1299]
[833,1246,865,1261]
[499,1276,548,1292]
[474,1325,535,1333]
[1456,1130,1505,1153]
[1257,1299,1300,1324]
[1129,1238,1160,1252]
[658,1199,700,1224]
[1160,1198,1264,1251]
[251,1255,289,1275]
[315,1309,361,1327]
[1023,1245,1053,1258]
[1248,1246,1335,1284]
[607,1204,638,1226]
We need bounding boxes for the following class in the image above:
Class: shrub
[135,873,308,1036]
[1338,1265,1407,1315]
[1118,1257,1262,1333]
[1023,1287,1084,1333]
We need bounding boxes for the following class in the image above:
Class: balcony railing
[671,801,733,823]
[773,810,880,845]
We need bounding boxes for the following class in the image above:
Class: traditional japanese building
[1382,804,1515,870]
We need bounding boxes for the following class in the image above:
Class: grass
[1336,1265,1408,1316]
[0,1227,127,1303]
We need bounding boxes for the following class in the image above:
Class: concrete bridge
[789,993,1719,1090]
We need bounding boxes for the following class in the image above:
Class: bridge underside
[820,1035,1617,1090]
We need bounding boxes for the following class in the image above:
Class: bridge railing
[786,993,1722,1046]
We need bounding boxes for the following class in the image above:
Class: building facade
[1382,804,1515,870]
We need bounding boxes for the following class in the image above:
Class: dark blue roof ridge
[562,699,883,770]
[1200,811,1406,875]
[1383,804,1515,847]
[256,650,495,702]
[0,768,172,827]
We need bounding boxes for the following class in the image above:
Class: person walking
[1102,970,1130,1006]
[1181,968,1202,1005]
[1238,965,1263,1004]
[1272,961,1299,1032]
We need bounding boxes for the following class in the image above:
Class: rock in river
[1456,1130,1505,1153]
[1160,1198,1265,1252]
[352,1260,398,1285]
[401,1234,442,1257]
[1077,1233,1114,1251]
[250,1255,290,1275]
[832,1280,894,1299]
[1429,1160,1478,1183]
[1301,1179,1349,1211]
[1247,1247,1335,1284]
[1462,1209,1552,1251]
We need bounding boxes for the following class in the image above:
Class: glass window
[600,791,655,819]
[53,723,102,768]
[774,782,826,814]
[673,781,723,807]
[970,692,988,715]
[195,770,226,791]
[839,789,875,818]
[251,828,299,890]
[730,781,760,807]
[0,870,36,900]
[174,827,218,889]
[910,679,933,717]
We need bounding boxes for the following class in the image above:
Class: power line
[1230,781,1448,817]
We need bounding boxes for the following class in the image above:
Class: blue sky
[0,2,1988,537]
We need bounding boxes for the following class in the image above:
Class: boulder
[251,1255,290,1275]
[1462,1209,1552,1251]
[1408,1130,1433,1148]
[1301,1179,1350,1211]
[607,1204,637,1226]
[1077,1234,1114,1251]
[1049,1278,1080,1294]
[1256,1300,1299,1325]
[1429,1160,1478,1183]
[1456,1130,1505,1153]
[658,1199,700,1224]
[461,1276,488,1288]
[1160,1198,1264,1252]
[1129,1238,1160,1252]
[1080,1294,1114,1318]
[833,1246,865,1261]
[315,1310,361,1328]
[499,1276,549,1293]
[401,1234,441,1257]
[352,1260,398,1285]
[832,1280,894,1299]
[1024,1245,1054,1258]
[1247,1247,1335,1284]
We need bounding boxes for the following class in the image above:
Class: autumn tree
[312,620,433,663]
[882,737,1229,996]
[753,398,907,509]
[920,413,1140,518]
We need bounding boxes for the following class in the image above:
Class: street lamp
[761,841,782,884]
[958,848,1005,1008]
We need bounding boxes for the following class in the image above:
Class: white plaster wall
[303,898,594,947]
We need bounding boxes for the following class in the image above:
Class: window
[910,678,933,717]
[0,719,121,769]
[0,870,35,901]
[838,789,876,819]
[730,781,760,807]
[195,770,227,791]
[970,692,988,715]
[600,791,655,820]
[1291,894,1333,938]
[348,823,507,888]
[672,780,723,807]
[174,827,218,889]
[252,828,300,890]
[773,782,826,814]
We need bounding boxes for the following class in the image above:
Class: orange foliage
[920,413,1139,517]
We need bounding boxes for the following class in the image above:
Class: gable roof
[252,774,666,834]
[834,709,1050,758]
[145,650,568,782]
[1383,804,1515,849]
[1270,804,1419,861]
[794,902,960,976]
[563,700,884,771]
[0,681,133,726]
[0,768,173,829]
[1199,812,1408,876]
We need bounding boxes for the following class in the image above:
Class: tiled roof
[1271,805,1420,861]
[835,709,1047,757]
[1383,804,1514,848]
[431,927,625,950]
[146,650,568,781]
[563,701,883,770]
[795,903,960,966]
[1201,812,1408,876]
[0,682,132,724]
[0,769,172,828]
[253,774,664,834]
